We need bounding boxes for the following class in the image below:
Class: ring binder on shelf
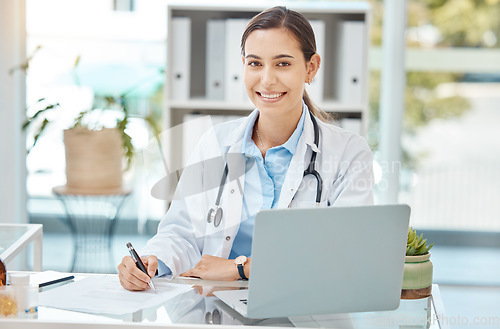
[206,19,226,101]
[171,17,191,101]
[225,18,250,103]
[337,20,365,106]
[305,20,325,103]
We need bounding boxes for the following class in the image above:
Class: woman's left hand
[180,255,240,281]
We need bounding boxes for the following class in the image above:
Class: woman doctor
[118,6,374,291]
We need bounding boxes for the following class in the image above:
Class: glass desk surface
[28,276,446,329]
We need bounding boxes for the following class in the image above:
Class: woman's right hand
[118,255,158,291]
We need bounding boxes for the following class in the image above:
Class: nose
[260,66,277,87]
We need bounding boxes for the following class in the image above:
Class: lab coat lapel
[277,111,319,208]
[214,110,257,258]
[220,142,246,258]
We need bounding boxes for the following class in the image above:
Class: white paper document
[39,275,193,316]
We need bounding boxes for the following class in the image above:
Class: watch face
[234,255,247,265]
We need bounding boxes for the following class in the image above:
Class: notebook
[214,204,410,319]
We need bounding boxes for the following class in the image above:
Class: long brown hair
[241,6,331,122]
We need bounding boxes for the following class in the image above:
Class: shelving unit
[165,2,371,172]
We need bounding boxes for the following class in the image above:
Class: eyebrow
[245,54,295,60]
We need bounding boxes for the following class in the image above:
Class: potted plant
[401,227,434,299]
[23,94,161,194]
[17,46,164,195]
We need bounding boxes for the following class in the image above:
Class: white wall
[0,0,27,224]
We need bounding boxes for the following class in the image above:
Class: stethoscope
[207,112,323,228]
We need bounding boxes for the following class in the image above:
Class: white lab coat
[141,109,374,276]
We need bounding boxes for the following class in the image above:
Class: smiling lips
[257,91,286,101]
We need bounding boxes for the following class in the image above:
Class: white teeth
[260,92,284,99]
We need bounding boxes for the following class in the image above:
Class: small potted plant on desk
[401,227,434,299]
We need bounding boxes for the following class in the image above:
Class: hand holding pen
[124,242,156,292]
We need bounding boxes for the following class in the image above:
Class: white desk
[0,224,43,271]
[0,272,449,329]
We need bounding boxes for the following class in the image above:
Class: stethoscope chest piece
[207,206,223,227]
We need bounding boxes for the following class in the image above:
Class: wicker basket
[63,127,124,194]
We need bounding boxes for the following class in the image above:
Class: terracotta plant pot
[401,253,433,299]
[63,127,124,193]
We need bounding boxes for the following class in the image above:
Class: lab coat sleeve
[328,134,374,206]
[140,176,204,277]
[140,130,219,277]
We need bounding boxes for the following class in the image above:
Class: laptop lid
[244,204,410,319]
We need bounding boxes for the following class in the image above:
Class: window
[368,0,500,233]
[25,0,167,223]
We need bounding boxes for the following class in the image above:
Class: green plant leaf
[22,102,60,130]
[145,113,161,137]
[122,131,134,171]
[406,227,434,256]
[416,236,426,249]
[30,118,50,152]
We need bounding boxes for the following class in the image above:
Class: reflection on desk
[0,273,448,329]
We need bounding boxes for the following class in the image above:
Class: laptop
[214,204,410,319]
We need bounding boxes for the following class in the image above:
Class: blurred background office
[1,0,499,328]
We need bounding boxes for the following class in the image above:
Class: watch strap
[237,264,248,280]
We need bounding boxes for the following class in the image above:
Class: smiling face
[243,28,320,122]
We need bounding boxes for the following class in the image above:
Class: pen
[126,242,157,293]
[39,275,75,288]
